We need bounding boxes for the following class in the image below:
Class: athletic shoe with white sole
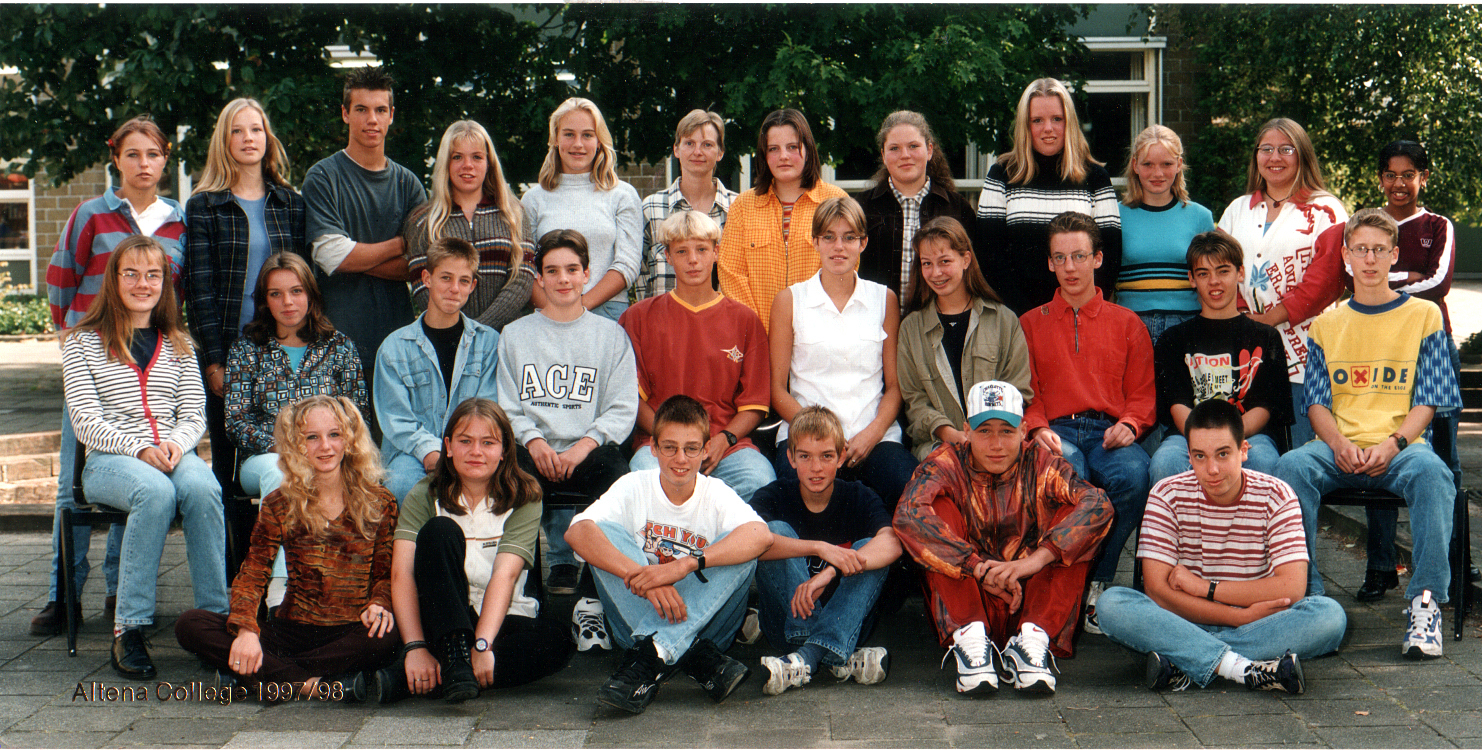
[1244,650,1304,694]
[1403,590,1443,660]
[760,653,812,695]
[597,637,667,714]
[942,621,998,695]
[572,597,612,652]
[1145,651,1192,692]
[830,646,890,685]
[1000,623,1058,694]
[1083,581,1105,635]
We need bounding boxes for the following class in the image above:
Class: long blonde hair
[537,97,618,192]
[193,98,291,195]
[416,121,525,272]
[1122,125,1190,207]
[68,236,193,364]
[998,78,1100,185]
[1242,117,1330,199]
[273,395,385,541]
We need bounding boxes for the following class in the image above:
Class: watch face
[475,638,490,652]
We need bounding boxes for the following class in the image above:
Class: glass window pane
[0,259,32,287]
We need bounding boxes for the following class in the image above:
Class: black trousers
[175,609,399,684]
[412,516,574,688]
[515,442,628,507]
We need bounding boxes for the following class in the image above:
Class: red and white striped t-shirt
[1138,470,1307,581]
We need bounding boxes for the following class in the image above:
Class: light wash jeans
[239,452,288,580]
[384,452,429,507]
[49,406,122,601]
[1149,433,1281,486]
[630,445,776,504]
[589,521,753,664]
[1096,586,1346,687]
[1050,416,1151,583]
[588,297,628,324]
[1276,441,1454,600]
[81,451,229,627]
[755,521,886,665]
[1137,311,1198,349]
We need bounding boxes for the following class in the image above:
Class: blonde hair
[999,78,1100,185]
[537,98,618,192]
[810,195,868,239]
[674,109,725,151]
[273,395,385,541]
[426,236,479,275]
[656,210,721,247]
[1121,125,1190,207]
[1344,207,1400,247]
[1243,118,1330,198]
[68,236,193,364]
[788,405,847,455]
[419,120,526,255]
[193,99,291,195]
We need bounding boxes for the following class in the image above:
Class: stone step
[0,452,59,482]
[0,439,217,504]
[0,476,56,504]
[0,431,61,458]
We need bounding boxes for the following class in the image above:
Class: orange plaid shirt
[718,181,849,331]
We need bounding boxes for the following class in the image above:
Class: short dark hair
[1185,398,1244,444]
[653,395,710,440]
[535,229,590,271]
[1378,139,1429,173]
[342,66,395,110]
[1186,231,1243,269]
[1046,211,1101,256]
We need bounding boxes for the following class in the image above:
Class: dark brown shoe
[29,601,82,636]
[111,628,157,680]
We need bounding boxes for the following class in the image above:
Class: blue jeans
[1289,382,1315,448]
[1137,311,1197,349]
[1149,433,1281,486]
[774,439,918,512]
[1050,417,1151,583]
[1276,440,1454,600]
[384,452,429,506]
[755,521,886,664]
[630,445,776,504]
[240,452,289,580]
[49,406,122,601]
[82,451,229,627]
[1096,586,1346,687]
[589,297,628,324]
[589,522,753,664]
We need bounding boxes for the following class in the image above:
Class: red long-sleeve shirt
[1019,289,1156,436]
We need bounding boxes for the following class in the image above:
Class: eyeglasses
[817,233,864,245]
[1256,145,1297,157]
[1380,171,1422,182]
[656,443,704,458]
[1049,252,1094,267]
[1345,245,1395,259]
[118,270,164,285]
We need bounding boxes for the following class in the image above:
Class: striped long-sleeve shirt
[47,191,186,331]
[62,329,207,458]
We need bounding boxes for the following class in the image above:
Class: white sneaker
[1403,590,1443,659]
[1083,581,1105,635]
[571,597,612,652]
[760,653,812,695]
[736,607,762,646]
[1000,623,1058,694]
[942,621,998,695]
[829,646,889,685]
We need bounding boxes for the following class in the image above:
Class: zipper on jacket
[1073,309,1081,353]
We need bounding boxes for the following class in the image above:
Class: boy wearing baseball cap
[894,381,1112,696]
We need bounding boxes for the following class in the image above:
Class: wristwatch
[1206,580,1218,602]
[1390,433,1408,451]
[720,430,738,447]
[474,638,490,653]
[691,549,709,583]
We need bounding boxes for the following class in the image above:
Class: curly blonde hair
[273,395,385,540]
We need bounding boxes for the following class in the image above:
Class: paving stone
[1054,684,1169,708]
[0,670,108,695]
[1363,662,1482,688]
[108,718,247,747]
[1299,654,1365,680]
[10,705,143,733]
[708,727,829,747]
[466,729,589,749]
[1059,705,1186,735]
[829,706,948,741]
[1067,731,1204,748]
[1420,710,1482,739]
[1314,724,1456,748]
[0,730,119,748]
[1283,697,1419,727]
[222,731,352,748]
[350,715,476,746]
[1386,684,1482,711]
[1182,713,1317,745]
[946,722,1073,748]
[1281,678,1396,701]
[237,703,372,734]
[1159,687,1295,715]
[941,694,1063,724]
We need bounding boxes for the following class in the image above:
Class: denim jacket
[374,313,500,465]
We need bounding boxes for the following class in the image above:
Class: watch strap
[1206,580,1218,602]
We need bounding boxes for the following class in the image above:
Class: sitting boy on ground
[565,395,771,714]
[750,405,902,695]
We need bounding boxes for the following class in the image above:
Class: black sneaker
[323,671,367,703]
[1244,650,1304,695]
[438,631,480,703]
[371,662,410,705]
[547,565,580,596]
[598,637,667,714]
[1145,651,1192,692]
[679,638,750,703]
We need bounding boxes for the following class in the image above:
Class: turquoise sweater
[1116,201,1216,315]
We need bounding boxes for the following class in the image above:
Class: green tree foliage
[1165,4,1482,222]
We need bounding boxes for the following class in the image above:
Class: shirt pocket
[399,367,436,414]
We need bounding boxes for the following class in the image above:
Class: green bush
[1461,330,1482,358]
[0,293,51,335]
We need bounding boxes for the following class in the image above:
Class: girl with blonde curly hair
[176,395,399,701]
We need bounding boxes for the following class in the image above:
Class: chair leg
[60,508,80,657]
[1453,489,1470,641]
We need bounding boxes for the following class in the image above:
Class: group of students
[30,66,1463,711]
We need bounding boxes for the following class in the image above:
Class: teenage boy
[1150,232,1292,484]
[302,66,425,398]
[1097,399,1346,695]
[620,210,774,502]
[375,237,500,502]
[894,381,1112,696]
[566,395,771,714]
[751,405,902,695]
[1018,211,1154,634]
[1274,208,1459,659]
[495,230,636,627]
[636,110,738,300]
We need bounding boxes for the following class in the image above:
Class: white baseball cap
[966,381,1024,429]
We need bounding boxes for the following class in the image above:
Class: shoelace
[575,609,607,635]
[1016,636,1060,674]
[942,633,989,669]
[612,647,659,686]
[1406,603,1439,640]
[779,655,811,681]
[1245,660,1281,688]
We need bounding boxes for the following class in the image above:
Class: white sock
[652,640,673,664]
[1216,650,1252,682]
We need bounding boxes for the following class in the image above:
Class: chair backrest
[72,437,87,506]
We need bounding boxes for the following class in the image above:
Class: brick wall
[1162,31,1201,142]
[617,160,668,196]
[33,165,109,294]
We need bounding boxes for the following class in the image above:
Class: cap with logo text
[966,380,1024,429]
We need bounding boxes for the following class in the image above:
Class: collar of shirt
[1048,287,1107,320]
[664,177,735,213]
[889,177,931,206]
[798,271,870,314]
